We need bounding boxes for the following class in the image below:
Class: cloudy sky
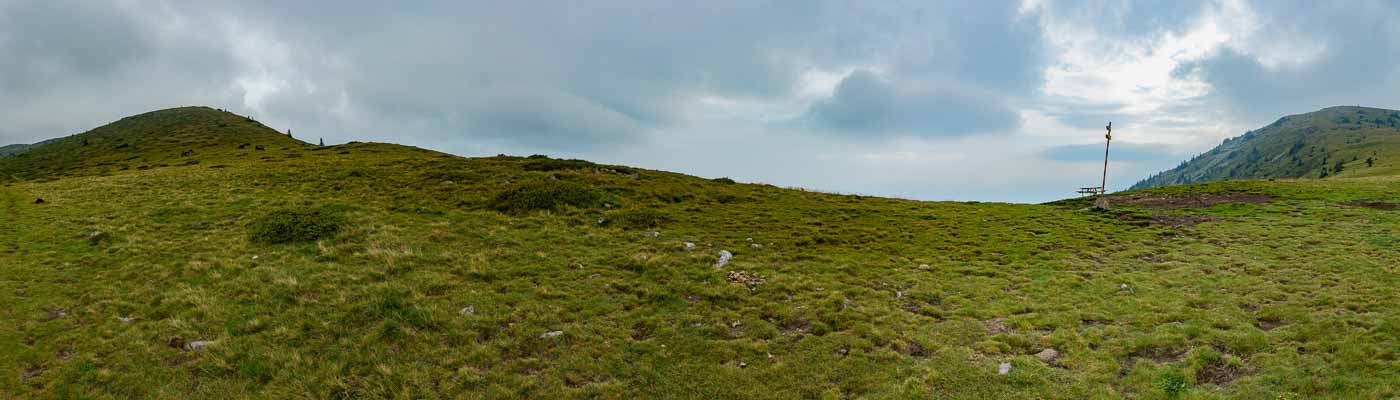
[3,0,1398,202]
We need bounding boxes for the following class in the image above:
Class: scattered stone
[714,250,733,268]
[185,340,215,351]
[726,270,766,287]
[441,180,455,185]
[459,306,475,315]
[252,255,259,260]
[540,330,564,339]
[597,217,607,225]
[998,362,1012,375]
[86,231,110,245]
[749,243,763,249]
[745,237,754,242]
[1093,197,1111,211]
[33,198,45,204]
[46,309,67,321]
[684,242,696,250]
[1036,348,1060,362]
[118,316,133,324]
[917,264,931,270]
[738,361,748,368]
[645,231,660,238]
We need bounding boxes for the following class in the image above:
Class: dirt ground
[1103,193,1280,210]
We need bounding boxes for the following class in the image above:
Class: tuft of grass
[523,158,594,172]
[608,208,673,229]
[248,209,346,244]
[489,180,603,214]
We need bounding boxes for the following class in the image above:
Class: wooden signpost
[1075,122,1112,197]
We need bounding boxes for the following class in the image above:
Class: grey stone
[1036,348,1060,362]
[998,362,1012,375]
[714,250,733,268]
[541,330,564,338]
[185,340,215,351]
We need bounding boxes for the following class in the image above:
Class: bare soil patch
[1105,193,1280,210]
[1197,362,1248,386]
[1341,201,1397,210]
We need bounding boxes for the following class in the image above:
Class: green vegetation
[1,107,1398,398]
[248,209,347,244]
[489,180,605,214]
[1133,106,1400,189]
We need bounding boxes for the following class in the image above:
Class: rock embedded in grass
[459,306,475,315]
[1036,348,1060,362]
[645,231,660,238]
[998,362,1012,375]
[715,250,733,268]
[541,330,564,339]
[684,242,696,250]
[185,340,214,351]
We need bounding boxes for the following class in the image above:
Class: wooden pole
[1101,122,1112,195]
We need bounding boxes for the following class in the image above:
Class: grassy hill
[0,107,307,183]
[2,108,1398,399]
[1132,106,1400,189]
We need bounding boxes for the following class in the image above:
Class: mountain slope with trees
[1132,106,1400,190]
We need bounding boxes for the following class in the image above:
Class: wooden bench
[1076,186,1104,196]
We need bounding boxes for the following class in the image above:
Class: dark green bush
[712,177,737,184]
[490,181,602,214]
[248,209,346,244]
[523,158,594,171]
[608,208,673,229]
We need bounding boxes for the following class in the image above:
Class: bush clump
[608,208,674,229]
[249,209,346,244]
[523,158,594,172]
[490,181,603,214]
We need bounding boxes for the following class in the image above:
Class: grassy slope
[1132,106,1400,189]
[0,106,307,183]
[1,109,1399,399]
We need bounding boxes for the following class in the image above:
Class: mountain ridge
[1131,105,1400,190]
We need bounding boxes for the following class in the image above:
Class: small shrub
[490,181,602,214]
[248,209,346,244]
[609,208,673,229]
[523,158,594,172]
[1156,371,1189,396]
[712,177,737,184]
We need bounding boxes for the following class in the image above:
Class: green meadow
[2,107,1398,398]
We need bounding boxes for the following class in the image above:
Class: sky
[3,0,1399,203]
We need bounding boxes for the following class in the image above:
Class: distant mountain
[1132,106,1400,190]
[0,138,61,158]
[0,106,306,182]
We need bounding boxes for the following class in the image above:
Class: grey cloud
[804,70,1019,137]
[1185,1,1400,123]
[1042,142,1180,163]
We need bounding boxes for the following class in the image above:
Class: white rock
[541,330,564,339]
[597,217,607,225]
[1119,283,1130,291]
[251,255,259,260]
[684,242,696,250]
[745,237,753,242]
[998,362,1012,375]
[119,316,133,324]
[714,250,733,268]
[749,243,763,249]
[185,340,215,351]
[918,264,931,270]
[645,231,660,238]
[1036,348,1060,362]
[441,180,454,185]
[459,306,475,315]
